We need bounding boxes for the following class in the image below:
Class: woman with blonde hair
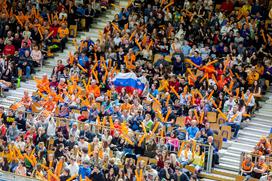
[241,154,254,178]
[169,153,180,170]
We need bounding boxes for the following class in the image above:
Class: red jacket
[0,124,6,137]
[3,45,15,55]
[49,25,60,38]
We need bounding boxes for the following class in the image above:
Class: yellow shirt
[247,71,259,85]
[57,27,69,38]
[158,79,169,92]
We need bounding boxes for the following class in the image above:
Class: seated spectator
[178,143,192,167]
[190,144,205,179]
[253,136,271,156]
[3,41,15,56]
[250,156,268,179]
[18,50,33,79]
[259,172,272,181]
[186,120,199,140]
[30,45,43,67]
[159,160,174,180]
[226,105,242,140]
[241,154,254,178]
[15,161,27,176]
[244,89,256,115]
[144,165,158,180]
[6,121,19,142]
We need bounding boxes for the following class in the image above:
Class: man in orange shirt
[36,74,50,93]
[57,23,69,52]
[86,80,100,98]
[120,98,132,111]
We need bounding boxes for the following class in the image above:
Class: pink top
[166,137,179,148]
[31,50,42,61]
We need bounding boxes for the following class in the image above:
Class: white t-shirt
[68,163,79,176]
[78,141,89,150]
[47,121,56,137]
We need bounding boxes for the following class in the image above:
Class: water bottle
[17,76,21,88]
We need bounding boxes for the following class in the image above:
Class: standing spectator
[57,23,69,52]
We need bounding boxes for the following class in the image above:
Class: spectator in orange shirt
[36,74,50,93]
[251,156,268,179]
[57,23,69,52]
[21,90,32,110]
[247,67,260,86]
[253,137,271,156]
[87,80,100,98]
[241,154,254,178]
[120,98,132,111]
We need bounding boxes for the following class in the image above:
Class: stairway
[0,0,128,110]
[212,93,272,179]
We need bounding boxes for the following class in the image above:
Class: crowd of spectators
[0,0,271,180]
[0,0,114,95]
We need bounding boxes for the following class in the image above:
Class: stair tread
[212,168,238,176]
[215,163,240,171]
[200,172,236,181]
[248,122,272,129]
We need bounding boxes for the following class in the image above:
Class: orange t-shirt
[57,27,69,38]
[120,103,132,111]
[255,162,268,171]
[87,85,101,98]
[242,160,254,171]
[256,141,271,154]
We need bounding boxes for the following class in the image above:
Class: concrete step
[215,163,240,172]
[251,117,272,126]
[212,168,238,178]
[239,130,265,138]
[243,126,270,134]
[263,103,272,108]
[248,122,272,130]
[238,136,259,144]
[5,96,22,102]
[20,83,37,89]
[220,157,241,166]
[255,112,272,120]
[230,141,255,149]
[227,146,250,155]
[257,109,272,114]
[199,172,235,181]
[220,151,241,159]
[0,104,11,109]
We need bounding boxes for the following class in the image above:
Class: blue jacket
[78,165,91,179]
[190,56,202,66]
[187,126,199,139]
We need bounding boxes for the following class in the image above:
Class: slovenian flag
[112,72,149,96]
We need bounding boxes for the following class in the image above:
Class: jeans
[226,122,240,138]
[18,66,31,79]
[180,161,189,167]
